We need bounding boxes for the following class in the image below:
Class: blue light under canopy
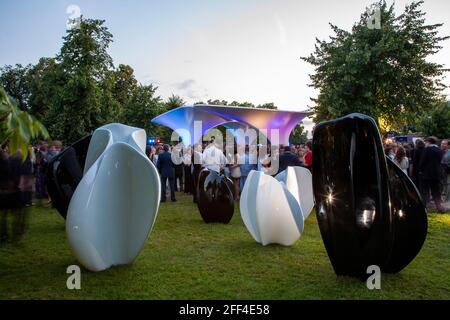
[151,104,311,145]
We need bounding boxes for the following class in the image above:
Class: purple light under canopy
[151,104,311,145]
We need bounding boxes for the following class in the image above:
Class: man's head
[305,141,313,151]
[425,136,438,146]
[163,144,170,152]
[441,139,449,151]
[283,145,291,153]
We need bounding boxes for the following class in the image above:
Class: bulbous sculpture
[197,169,234,224]
[312,113,427,278]
[275,166,314,220]
[46,135,92,219]
[66,123,161,272]
[240,170,305,246]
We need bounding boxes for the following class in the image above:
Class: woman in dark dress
[34,145,49,202]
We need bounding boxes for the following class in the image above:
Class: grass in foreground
[0,193,449,300]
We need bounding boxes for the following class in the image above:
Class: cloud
[175,79,196,90]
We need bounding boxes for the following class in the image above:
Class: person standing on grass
[202,136,226,174]
[441,139,450,209]
[183,146,193,194]
[419,136,445,213]
[229,148,241,201]
[411,139,425,189]
[192,143,203,203]
[156,144,176,203]
[239,144,257,192]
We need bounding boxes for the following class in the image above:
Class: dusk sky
[1,0,449,135]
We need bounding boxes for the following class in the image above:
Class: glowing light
[327,192,334,204]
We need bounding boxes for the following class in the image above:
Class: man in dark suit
[419,136,444,213]
[277,145,303,175]
[157,144,176,202]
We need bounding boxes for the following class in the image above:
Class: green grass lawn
[0,193,449,300]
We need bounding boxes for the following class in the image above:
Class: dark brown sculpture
[312,113,427,278]
[197,169,234,224]
[46,135,91,219]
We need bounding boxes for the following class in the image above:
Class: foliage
[302,1,449,127]
[0,87,49,159]
[0,64,31,111]
[290,124,309,145]
[414,101,450,138]
[44,16,117,143]
[165,94,185,111]
[121,84,165,137]
[113,64,138,107]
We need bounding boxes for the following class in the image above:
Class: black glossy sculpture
[46,135,92,219]
[197,169,234,224]
[312,113,427,278]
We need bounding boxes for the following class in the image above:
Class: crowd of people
[385,137,450,213]
[1,134,448,244]
[148,138,314,203]
[0,141,62,243]
[152,136,450,213]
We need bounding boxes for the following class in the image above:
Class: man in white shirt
[202,137,226,173]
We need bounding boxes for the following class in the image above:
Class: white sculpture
[240,170,305,246]
[275,166,314,220]
[66,124,161,272]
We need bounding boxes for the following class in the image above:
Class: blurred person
[0,149,29,244]
[303,141,313,171]
[239,144,258,192]
[173,145,184,192]
[20,151,34,207]
[441,139,450,208]
[183,146,193,194]
[411,139,425,188]
[202,137,226,174]
[419,137,445,213]
[278,145,303,175]
[394,146,409,175]
[229,148,241,201]
[156,144,176,202]
[34,143,49,205]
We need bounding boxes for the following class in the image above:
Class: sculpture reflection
[313,113,427,278]
[197,169,234,224]
[45,135,91,219]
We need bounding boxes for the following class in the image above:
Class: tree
[27,58,61,119]
[302,1,449,128]
[0,64,31,111]
[229,101,255,108]
[257,102,277,110]
[165,94,185,111]
[0,86,49,159]
[414,101,450,138]
[122,84,164,136]
[45,16,116,143]
[207,99,229,106]
[113,64,138,107]
[290,124,309,145]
